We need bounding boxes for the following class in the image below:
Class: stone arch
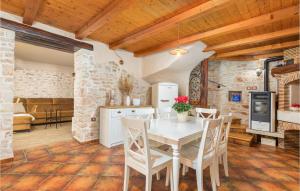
[189,64,201,105]
[188,59,208,107]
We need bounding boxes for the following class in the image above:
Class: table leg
[45,110,48,129]
[171,145,180,191]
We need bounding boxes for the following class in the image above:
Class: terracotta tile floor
[0,140,299,191]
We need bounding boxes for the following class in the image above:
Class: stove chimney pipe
[264,56,284,91]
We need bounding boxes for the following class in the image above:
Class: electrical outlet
[91,117,96,122]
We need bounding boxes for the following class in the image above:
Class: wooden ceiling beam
[216,40,299,58]
[23,0,44,25]
[204,27,299,51]
[254,52,284,60]
[1,18,93,53]
[76,0,129,40]
[208,55,255,61]
[109,0,231,49]
[271,64,300,76]
[134,5,299,57]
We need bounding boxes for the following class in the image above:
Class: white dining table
[148,117,203,191]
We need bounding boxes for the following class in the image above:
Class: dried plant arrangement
[118,74,133,96]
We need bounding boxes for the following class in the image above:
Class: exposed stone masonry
[207,60,278,124]
[276,71,300,110]
[284,47,299,63]
[72,49,96,142]
[278,121,300,133]
[281,130,300,150]
[14,68,74,98]
[276,47,300,149]
[72,49,150,143]
[0,28,15,160]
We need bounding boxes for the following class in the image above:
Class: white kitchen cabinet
[99,107,153,148]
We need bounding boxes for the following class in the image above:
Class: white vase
[290,107,300,112]
[177,111,188,122]
[132,98,141,106]
[124,96,131,106]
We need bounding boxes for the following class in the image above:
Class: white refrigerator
[152,82,178,108]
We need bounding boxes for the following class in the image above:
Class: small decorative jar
[132,98,141,106]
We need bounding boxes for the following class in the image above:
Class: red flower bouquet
[172,96,192,113]
[175,96,188,103]
[291,104,300,108]
[290,103,300,112]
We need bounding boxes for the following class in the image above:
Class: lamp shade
[169,48,188,56]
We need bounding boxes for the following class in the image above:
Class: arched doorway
[189,59,208,107]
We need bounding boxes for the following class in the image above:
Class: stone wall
[274,47,300,149]
[0,28,15,160]
[14,59,74,98]
[72,49,150,142]
[276,71,300,110]
[208,60,279,124]
[277,121,300,133]
[280,130,300,150]
[284,47,299,63]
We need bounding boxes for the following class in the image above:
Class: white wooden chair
[156,107,172,119]
[183,108,217,149]
[153,107,173,179]
[132,108,166,181]
[180,118,223,191]
[183,107,218,174]
[215,113,232,186]
[153,107,172,149]
[195,108,217,120]
[190,108,218,146]
[122,117,174,191]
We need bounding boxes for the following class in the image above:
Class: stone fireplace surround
[274,68,300,148]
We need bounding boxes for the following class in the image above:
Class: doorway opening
[13,41,74,150]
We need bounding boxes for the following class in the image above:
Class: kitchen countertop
[99,105,153,109]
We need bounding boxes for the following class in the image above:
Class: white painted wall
[142,42,213,77]
[15,41,74,66]
[142,51,179,77]
[88,40,143,78]
[144,70,191,96]
[142,42,214,95]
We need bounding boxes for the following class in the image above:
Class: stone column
[0,28,15,160]
[72,49,98,143]
[72,49,151,143]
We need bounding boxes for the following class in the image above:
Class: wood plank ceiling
[1,0,299,60]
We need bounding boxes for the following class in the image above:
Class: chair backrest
[197,118,223,164]
[218,113,233,145]
[156,107,172,119]
[122,117,151,168]
[195,108,217,119]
